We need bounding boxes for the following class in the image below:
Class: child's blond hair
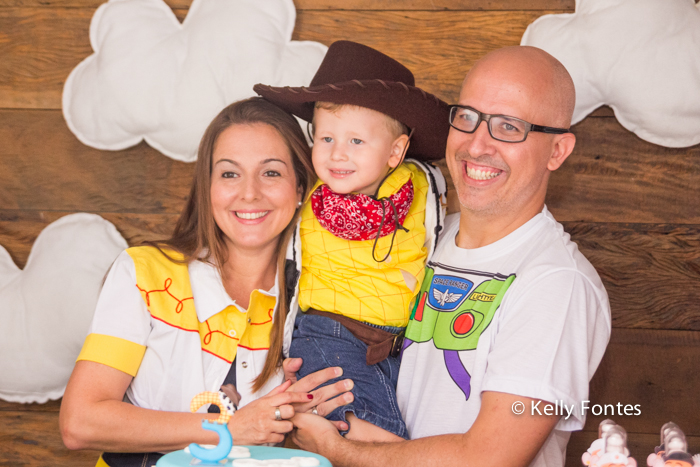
[313,101,409,139]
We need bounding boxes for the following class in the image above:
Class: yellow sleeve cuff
[77,333,146,377]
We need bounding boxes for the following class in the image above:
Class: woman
[59,98,353,467]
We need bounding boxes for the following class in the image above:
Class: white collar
[448,206,549,261]
[188,260,278,323]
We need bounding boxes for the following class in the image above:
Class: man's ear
[547,132,576,172]
[388,134,410,168]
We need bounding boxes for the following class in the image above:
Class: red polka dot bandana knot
[310,180,414,241]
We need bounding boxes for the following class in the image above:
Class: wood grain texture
[567,222,700,331]
[0,8,555,109]
[0,211,178,268]
[0,399,61,412]
[292,10,552,104]
[0,0,575,10]
[0,7,93,109]
[589,106,615,118]
[0,110,193,214]
[584,328,700,436]
[0,409,99,466]
[548,117,700,224]
[296,0,574,10]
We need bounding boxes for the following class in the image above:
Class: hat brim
[254,80,450,161]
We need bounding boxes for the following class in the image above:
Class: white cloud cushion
[63,0,327,162]
[521,0,700,148]
[0,214,127,403]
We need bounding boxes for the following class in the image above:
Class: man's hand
[291,412,346,454]
[286,391,559,467]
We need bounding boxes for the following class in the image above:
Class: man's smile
[462,160,505,182]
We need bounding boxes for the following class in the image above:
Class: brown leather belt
[303,309,405,366]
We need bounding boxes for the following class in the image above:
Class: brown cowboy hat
[253,41,450,161]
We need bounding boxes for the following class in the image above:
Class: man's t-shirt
[397,207,611,466]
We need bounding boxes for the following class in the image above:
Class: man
[290,45,611,467]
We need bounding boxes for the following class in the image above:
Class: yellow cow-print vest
[299,162,429,328]
[128,246,275,363]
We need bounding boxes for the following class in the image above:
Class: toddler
[254,41,449,440]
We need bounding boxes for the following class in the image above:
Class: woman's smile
[210,123,301,253]
[234,210,270,221]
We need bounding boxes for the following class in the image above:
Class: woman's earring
[297,201,303,208]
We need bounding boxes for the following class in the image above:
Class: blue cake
[158,392,330,466]
[156,445,332,467]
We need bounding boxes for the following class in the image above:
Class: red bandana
[310,180,414,241]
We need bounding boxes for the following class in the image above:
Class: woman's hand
[227,380,314,446]
[282,358,354,421]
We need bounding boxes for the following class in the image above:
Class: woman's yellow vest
[298,162,429,327]
[128,247,275,363]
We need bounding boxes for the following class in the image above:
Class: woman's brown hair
[153,97,314,391]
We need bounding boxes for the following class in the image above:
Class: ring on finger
[275,407,282,421]
[311,406,318,415]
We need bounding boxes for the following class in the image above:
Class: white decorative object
[63,0,327,162]
[228,447,253,459]
[521,0,700,148]
[0,214,127,403]
[596,425,637,467]
[232,458,319,467]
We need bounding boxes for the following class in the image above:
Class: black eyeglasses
[448,105,570,143]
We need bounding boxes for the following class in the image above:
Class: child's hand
[282,357,302,384]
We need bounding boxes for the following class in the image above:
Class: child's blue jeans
[289,312,408,439]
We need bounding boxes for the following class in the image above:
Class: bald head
[463,46,575,128]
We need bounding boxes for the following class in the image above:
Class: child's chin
[325,182,354,195]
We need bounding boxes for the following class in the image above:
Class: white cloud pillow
[521,0,700,148]
[0,214,127,403]
[63,0,327,162]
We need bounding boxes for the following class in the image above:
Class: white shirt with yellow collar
[77,247,283,414]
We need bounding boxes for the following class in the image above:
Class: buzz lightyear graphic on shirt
[403,262,515,400]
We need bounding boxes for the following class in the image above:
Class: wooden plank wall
[1,1,699,465]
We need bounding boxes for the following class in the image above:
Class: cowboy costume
[255,41,449,438]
